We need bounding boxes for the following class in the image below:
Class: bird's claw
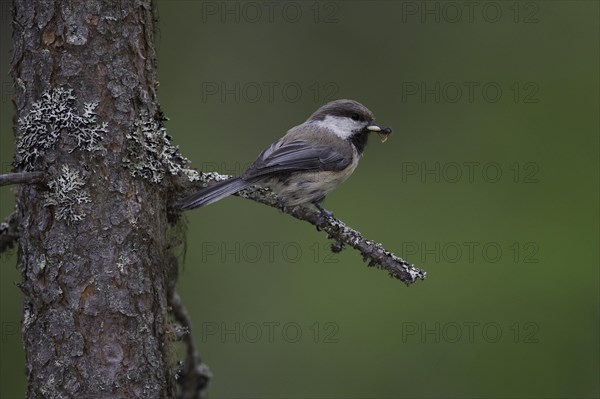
[313,202,333,217]
[312,201,335,230]
[314,206,335,231]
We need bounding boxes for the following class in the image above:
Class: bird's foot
[319,208,334,218]
[313,202,334,230]
[313,202,333,218]
[315,215,328,231]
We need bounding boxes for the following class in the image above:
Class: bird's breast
[261,152,359,206]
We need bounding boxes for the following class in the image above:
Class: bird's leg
[312,199,334,230]
[313,202,334,218]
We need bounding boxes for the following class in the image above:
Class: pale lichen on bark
[15,87,107,170]
[123,110,200,184]
[43,164,91,224]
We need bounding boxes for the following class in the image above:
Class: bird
[177,99,392,218]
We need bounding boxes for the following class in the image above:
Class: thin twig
[175,172,427,286]
[166,254,211,398]
[170,290,211,399]
[0,171,46,187]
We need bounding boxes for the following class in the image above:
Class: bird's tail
[177,177,251,210]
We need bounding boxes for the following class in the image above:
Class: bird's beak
[367,124,392,143]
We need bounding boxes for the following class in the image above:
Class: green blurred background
[1,1,598,397]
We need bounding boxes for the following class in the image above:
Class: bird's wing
[242,140,352,180]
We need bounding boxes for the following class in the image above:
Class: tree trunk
[12,0,175,396]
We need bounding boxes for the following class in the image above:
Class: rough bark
[12,0,175,397]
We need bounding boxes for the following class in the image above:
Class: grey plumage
[177,99,386,212]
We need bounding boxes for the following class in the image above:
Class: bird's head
[308,99,392,153]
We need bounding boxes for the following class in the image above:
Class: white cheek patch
[313,115,359,139]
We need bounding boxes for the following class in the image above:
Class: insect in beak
[376,126,393,143]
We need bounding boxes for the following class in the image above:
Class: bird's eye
[351,113,360,121]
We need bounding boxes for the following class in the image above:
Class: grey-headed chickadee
[177,99,392,217]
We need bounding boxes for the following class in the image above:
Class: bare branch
[0,211,19,254]
[0,171,46,187]
[166,254,211,398]
[175,172,427,285]
[170,290,212,399]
